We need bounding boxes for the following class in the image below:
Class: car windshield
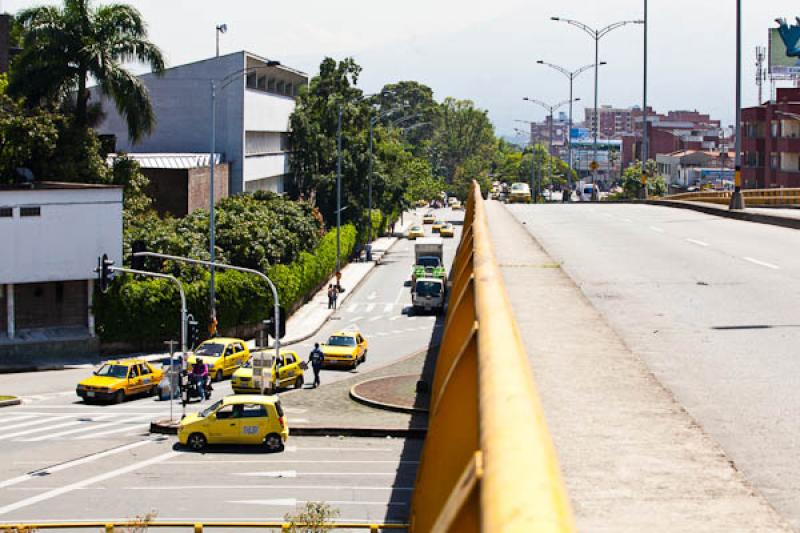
[200,400,223,418]
[327,336,357,347]
[411,226,422,232]
[95,364,129,378]
[416,280,443,297]
[418,256,441,268]
[583,187,593,194]
[511,183,528,191]
[195,343,224,357]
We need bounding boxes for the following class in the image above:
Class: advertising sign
[770,26,800,77]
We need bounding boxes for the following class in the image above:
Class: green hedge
[94,224,358,346]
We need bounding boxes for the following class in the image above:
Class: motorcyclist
[192,357,209,401]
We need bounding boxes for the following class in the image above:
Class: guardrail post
[105,524,114,533]
[194,524,203,533]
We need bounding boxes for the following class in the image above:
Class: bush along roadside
[93,224,358,351]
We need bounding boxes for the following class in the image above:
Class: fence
[667,188,800,206]
[408,181,575,532]
[0,522,407,532]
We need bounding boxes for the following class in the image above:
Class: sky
[4,0,800,140]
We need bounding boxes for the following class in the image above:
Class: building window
[20,206,40,217]
[0,207,11,217]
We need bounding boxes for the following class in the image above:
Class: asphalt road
[506,202,800,528]
[0,206,462,527]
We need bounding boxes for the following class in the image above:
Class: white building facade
[97,51,308,195]
[0,183,122,365]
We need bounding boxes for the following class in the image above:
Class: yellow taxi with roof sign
[439,223,455,238]
[231,350,305,394]
[178,394,288,452]
[422,212,435,224]
[187,337,249,382]
[76,359,163,404]
[407,224,425,240]
[321,329,368,370]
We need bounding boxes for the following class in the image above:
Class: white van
[578,182,597,202]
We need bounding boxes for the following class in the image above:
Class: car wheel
[187,433,207,451]
[362,350,367,363]
[264,433,284,453]
[113,390,125,404]
[294,375,304,389]
[214,370,223,382]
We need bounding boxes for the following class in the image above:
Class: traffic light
[266,308,287,340]
[131,240,146,270]
[96,254,114,293]
[188,317,199,349]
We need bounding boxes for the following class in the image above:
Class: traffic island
[0,395,20,408]
[150,418,180,435]
[349,374,430,414]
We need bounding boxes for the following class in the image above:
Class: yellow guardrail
[409,182,574,532]
[0,521,407,531]
[667,188,800,206]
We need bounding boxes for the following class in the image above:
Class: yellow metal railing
[0,521,407,532]
[667,188,800,206]
[409,182,574,532]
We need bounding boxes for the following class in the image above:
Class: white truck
[412,277,446,314]
[412,238,446,284]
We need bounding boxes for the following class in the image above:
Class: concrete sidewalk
[485,200,790,531]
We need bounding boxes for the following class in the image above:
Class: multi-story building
[528,114,569,156]
[584,106,640,138]
[656,150,734,188]
[97,51,308,196]
[0,182,122,367]
[742,87,800,188]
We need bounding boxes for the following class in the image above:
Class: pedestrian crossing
[340,302,409,315]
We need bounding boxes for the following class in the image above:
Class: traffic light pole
[132,252,282,362]
[98,263,188,352]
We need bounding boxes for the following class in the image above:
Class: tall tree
[373,81,438,153]
[9,0,165,142]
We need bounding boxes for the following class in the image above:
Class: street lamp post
[536,60,605,189]
[208,61,280,326]
[641,0,649,199]
[336,105,343,273]
[729,0,746,209]
[522,97,580,200]
[551,16,643,199]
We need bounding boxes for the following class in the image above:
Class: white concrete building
[96,51,308,195]
[0,183,122,366]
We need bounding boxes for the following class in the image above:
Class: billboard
[770,26,800,77]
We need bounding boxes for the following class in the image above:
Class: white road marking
[0,439,154,490]
[20,414,146,442]
[348,315,364,323]
[408,316,417,321]
[620,218,633,223]
[0,415,37,425]
[228,498,297,506]
[346,304,358,312]
[686,238,709,247]
[365,303,376,313]
[0,418,113,440]
[383,303,394,313]
[0,450,178,516]
[0,416,75,438]
[127,484,412,491]
[743,257,780,270]
[74,421,152,440]
[649,226,664,233]
[234,471,297,478]
[369,315,383,322]
[389,316,403,321]
[367,291,377,300]
[394,286,407,304]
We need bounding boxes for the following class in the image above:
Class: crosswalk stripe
[389,316,403,321]
[383,304,393,313]
[368,315,383,322]
[0,418,94,441]
[74,419,153,440]
[20,415,119,441]
[0,415,72,433]
[365,304,376,313]
[0,415,37,425]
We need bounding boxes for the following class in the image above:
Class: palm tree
[9,0,165,142]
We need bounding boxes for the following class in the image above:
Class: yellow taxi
[431,220,445,233]
[422,212,435,224]
[440,223,455,238]
[178,394,288,452]
[76,359,163,404]
[321,330,368,370]
[451,200,464,210]
[407,225,425,240]
[187,338,249,382]
[232,350,305,394]
[508,182,532,203]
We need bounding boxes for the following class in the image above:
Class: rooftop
[0,181,122,191]
[107,153,223,170]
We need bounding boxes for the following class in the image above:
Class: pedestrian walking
[309,343,325,388]
[327,284,335,309]
[331,286,338,309]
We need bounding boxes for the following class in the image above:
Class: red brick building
[742,87,800,188]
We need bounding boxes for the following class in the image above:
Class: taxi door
[126,364,142,395]
[280,353,299,386]
[239,403,271,444]
[356,334,367,358]
[139,363,155,393]
[207,404,241,443]
[234,342,249,366]
[222,344,237,376]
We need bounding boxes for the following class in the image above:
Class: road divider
[409,181,574,532]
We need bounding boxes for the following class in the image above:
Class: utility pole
[730,0,746,209]
[336,105,343,273]
[209,80,217,325]
[641,0,649,200]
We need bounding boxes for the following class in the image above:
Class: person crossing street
[308,343,325,388]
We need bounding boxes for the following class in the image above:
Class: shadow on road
[383,311,445,525]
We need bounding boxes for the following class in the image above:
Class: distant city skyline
[5,0,799,137]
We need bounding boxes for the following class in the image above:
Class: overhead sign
[770,22,800,77]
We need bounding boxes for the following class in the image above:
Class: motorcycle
[180,371,212,404]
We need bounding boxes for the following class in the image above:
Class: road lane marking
[383,303,394,313]
[0,450,178,516]
[394,286,407,304]
[0,439,154,490]
[20,414,146,442]
[74,420,152,440]
[743,257,780,270]
[649,226,664,233]
[348,316,363,323]
[686,238,709,247]
[369,315,383,322]
[0,415,71,432]
[126,484,412,491]
[0,416,76,438]
[620,218,633,223]
[365,303,376,313]
[0,415,37,424]
[389,316,403,321]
